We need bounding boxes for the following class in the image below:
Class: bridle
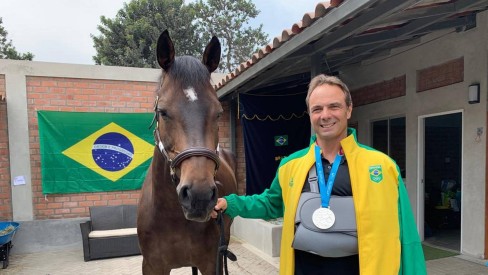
[150,96,220,183]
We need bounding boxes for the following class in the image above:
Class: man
[213,74,426,275]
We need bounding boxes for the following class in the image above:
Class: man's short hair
[306,74,352,110]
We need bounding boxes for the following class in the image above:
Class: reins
[216,210,237,275]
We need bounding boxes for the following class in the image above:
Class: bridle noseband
[150,96,220,183]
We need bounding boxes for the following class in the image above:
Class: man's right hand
[211,198,228,219]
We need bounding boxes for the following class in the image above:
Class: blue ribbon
[314,144,343,208]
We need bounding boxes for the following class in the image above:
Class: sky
[0,0,321,65]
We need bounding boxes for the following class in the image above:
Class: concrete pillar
[6,73,34,221]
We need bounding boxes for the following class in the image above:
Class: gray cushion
[123,205,137,228]
[89,205,137,231]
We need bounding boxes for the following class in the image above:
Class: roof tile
[216,1,342,90]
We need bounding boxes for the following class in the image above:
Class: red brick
[54,197,70,203]
[107,200,123,206]
[93,201,108,206]
[86,195,101,201]
[79,201,94,207]
[351,75,406,107]
[63,202,79,208]
[417,57,464,92]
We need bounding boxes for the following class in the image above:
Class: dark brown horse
[137,30,237,275]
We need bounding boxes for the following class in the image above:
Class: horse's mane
[167,56,211,89]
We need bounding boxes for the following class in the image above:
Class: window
[371,117,406,178]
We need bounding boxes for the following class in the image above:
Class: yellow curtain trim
[241,111,308,121]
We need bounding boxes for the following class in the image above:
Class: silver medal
[312,207,335,229]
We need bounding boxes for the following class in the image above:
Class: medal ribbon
[314,144,342,208]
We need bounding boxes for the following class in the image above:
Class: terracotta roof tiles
[215,0,343,90]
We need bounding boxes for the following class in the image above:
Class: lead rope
[216,211,237,275]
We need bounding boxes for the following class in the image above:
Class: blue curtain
[240,93,310,195]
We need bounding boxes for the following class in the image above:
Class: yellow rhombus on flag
[62,122,154,182]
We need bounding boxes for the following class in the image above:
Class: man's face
[308,84,352,143]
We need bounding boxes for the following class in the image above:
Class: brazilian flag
[38,111,154,194]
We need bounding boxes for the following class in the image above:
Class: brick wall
[235,119,246,195]
[217,101,246,194]
[350,75,406,106]
[20,76,235,220]
[0,74,13,220]
[218,101,232,149]
[417,57,464,92]
[26,76,157,219]
[217,101,246,195]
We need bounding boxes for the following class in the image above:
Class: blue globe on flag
[92,132,134,172]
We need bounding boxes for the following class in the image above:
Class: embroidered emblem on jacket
[369,165,383,183]
[289,178,294,187]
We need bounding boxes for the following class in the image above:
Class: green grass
[423,244,459,261]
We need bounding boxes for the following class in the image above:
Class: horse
[137,30,237,275]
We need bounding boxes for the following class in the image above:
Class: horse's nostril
[179,184,217,211]
[211,186,218,201]
[179,185,191,202]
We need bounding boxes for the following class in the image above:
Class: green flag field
[38,111,154,194]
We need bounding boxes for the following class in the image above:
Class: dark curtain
[240,93,310,195]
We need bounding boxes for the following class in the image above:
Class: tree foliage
[0,17,34,60]
[92,0,268,72]
[92,0,202,68]
[190,0,268,73]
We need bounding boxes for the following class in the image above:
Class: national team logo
[369,165,383,183]
[62,122,153,182]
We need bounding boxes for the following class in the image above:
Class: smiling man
[213,74,426,275]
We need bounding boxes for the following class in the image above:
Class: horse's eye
[217,111,223,119]
[158,109,169,120]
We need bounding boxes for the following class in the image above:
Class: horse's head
[153,30,222,222]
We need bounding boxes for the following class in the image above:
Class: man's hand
[211,198,228,219]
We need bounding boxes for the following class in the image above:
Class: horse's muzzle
[178,183,218,222]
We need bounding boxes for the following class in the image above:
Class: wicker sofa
[80,205,140,261]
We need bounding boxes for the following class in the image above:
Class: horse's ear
[202,36,221,73]
[156,30,175,71]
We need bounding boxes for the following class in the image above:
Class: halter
[150,96,220,183]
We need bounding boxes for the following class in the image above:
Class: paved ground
[3,237,279,275]
[2,237,488,274]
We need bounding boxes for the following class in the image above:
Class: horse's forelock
[167,56,211,91]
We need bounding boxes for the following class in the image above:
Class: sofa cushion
[123,205,137,228]
[89,205,137,230]
[89,228,137,238]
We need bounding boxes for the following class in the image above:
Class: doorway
[422,112,462,251]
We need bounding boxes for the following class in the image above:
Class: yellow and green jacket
[224,129,426,275]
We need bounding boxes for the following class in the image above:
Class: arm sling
[292,145,358,257]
